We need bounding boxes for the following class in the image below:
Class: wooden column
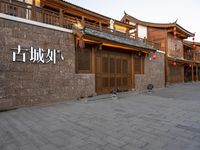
[31,0,36,20]
[196,64,198,81]
[0,0,2,13]
[91,47,96,74]
[126,29,129,37]
[131,53,135,89]
[81,16,85,28]
[99,22,102,31]
[113,26,116,33]
[59,9,63,27]
[136,24,138,39]
[192,64,194,82]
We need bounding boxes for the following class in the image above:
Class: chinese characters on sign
[11,45,64,64]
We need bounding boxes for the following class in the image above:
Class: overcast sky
[68,0,200,42]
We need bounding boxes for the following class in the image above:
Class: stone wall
[0,17,95,110]
[135,51,165,91]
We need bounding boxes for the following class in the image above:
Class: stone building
[0,0,165,110]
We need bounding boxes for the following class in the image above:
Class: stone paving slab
[0,83,200,150]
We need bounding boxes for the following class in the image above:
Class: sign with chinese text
[11,45,64,64]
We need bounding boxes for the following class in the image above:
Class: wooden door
[95,50,132,94]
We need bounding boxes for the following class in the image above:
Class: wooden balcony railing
[184,50,194,61]
[136,37,160,50]
[0,0,160,50]
[183,50,200,62]
[0,0,72,28]
[194,52,200,62]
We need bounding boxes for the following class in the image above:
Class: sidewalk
[0,83,200,150]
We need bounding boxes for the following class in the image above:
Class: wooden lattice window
[76,45,92,73]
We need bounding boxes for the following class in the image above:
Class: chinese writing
[11,45,64,64]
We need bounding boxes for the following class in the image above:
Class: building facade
[183,41,200,82]
[121,13,197,85]
[1,0,165,110]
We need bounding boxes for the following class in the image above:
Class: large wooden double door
[95,49,132,94]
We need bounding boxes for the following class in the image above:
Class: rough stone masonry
[0,18,95,110]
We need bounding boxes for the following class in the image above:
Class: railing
[0,0,160,50]
[183,49,200,62]
[184,50,194,61]
[0,0,73,29]
[138,37,160,50]
[194,52,200,62]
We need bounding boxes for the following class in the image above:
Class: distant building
[121,13,198,85]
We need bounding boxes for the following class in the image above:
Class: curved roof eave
[123,14,194,37]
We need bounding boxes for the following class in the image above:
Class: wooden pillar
[31,0,36,20]
[196,64,198,81]
[143,37,147,44]
[126,29,129,37]
[91,47,96,74]
[81,16,85,28]
[131,53,135,89]
[59,8,63,27]
[136,24,138,39]
[99,22,102,31]
[113,26,116,33]
[0,0,2,13]
[192,64,194,82]
[193,51,195,61]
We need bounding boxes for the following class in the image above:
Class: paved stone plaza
[0,83,200,150]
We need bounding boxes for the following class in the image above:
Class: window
[134,56,144,74]
[76,45,92,73]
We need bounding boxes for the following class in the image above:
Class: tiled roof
[84,27,156,51]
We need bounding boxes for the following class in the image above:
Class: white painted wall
[138,25,147,39]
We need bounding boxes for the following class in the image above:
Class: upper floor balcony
[183,42,200,62]
[0,0,160,50]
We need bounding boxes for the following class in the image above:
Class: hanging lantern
[189,64,192,68]
[152,53,157,59]
[173,61,177,67]
[193,44,196,49]
[173,27,177,39]
[79,39,85,49]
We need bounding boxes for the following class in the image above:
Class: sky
[68,0,200,42]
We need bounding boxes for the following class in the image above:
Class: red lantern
[173,27,177,39]
[152,53,157,59]
[193,44,196,49]
[189,64,192,68]
[79,39,85,49]
[173,61,177,67]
